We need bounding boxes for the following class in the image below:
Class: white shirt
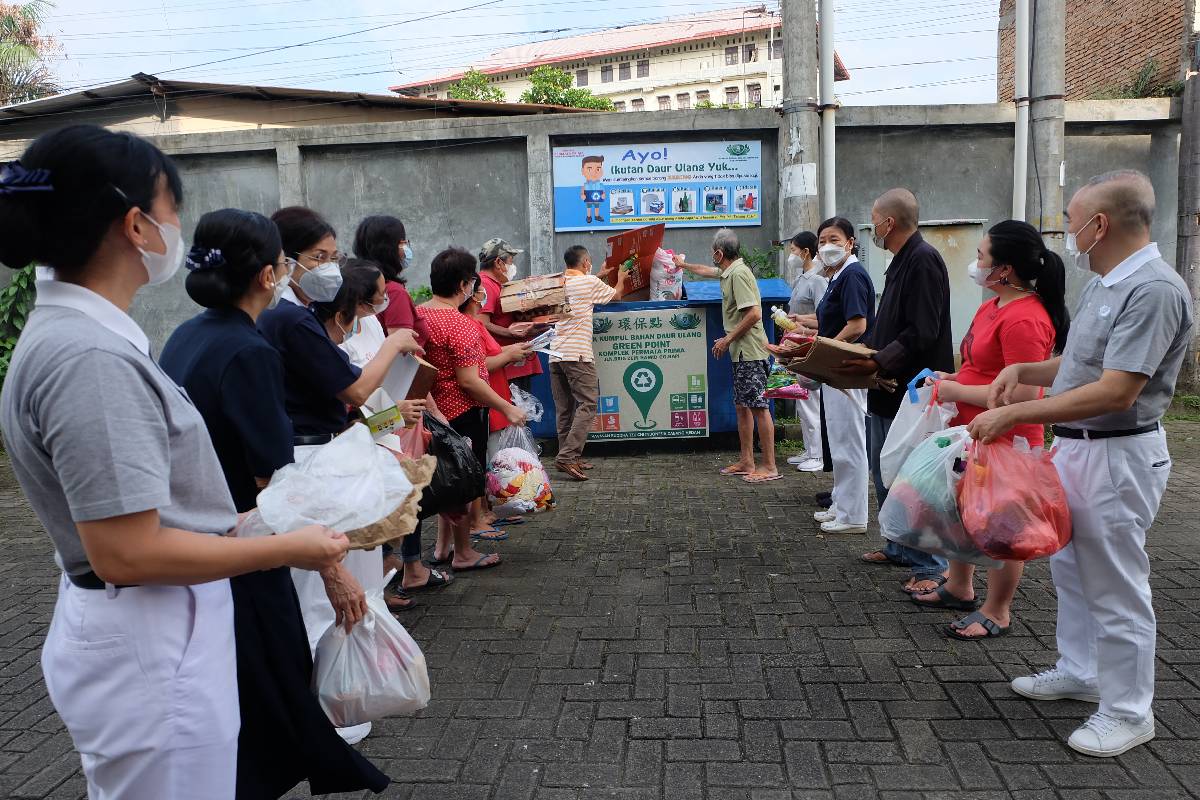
[35,276,150,356]
[1099,242,1160,288]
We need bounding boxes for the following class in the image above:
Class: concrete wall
[1,101,1180,352]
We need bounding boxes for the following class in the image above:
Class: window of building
[619,62,631,81]
[601,65,613,83]
[725,86,740,105]
[773,84,781,94]
[748,83,762,106]
[676,92,691,110]
[576,69,588,87]
[725,46,739,65]
[637,59,649,77]
[696,89,710,104]
[658,95,671,110]
[426,94,438,99]
[613,100,626,112]
[767,37,784,59]
[743,44,757,63]
[631,98,645,111]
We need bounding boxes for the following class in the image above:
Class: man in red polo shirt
[477,238,544,391]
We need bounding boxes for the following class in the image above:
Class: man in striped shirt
[550,245,630,481]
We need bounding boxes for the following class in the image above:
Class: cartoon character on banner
[580,155,606,224]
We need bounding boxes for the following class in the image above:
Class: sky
[37,0,1001,106]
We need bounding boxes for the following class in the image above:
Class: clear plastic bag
[312,570,431,727]
[508,383,544,423]
[486,446,555,515]
[879,426,1003,569]
[237,424,415,537]
[879,370,958,489]
[958,438,1072,561]
[486,424,541,464]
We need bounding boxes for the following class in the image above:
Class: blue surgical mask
[401,243,413,265]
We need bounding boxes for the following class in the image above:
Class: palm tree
[1,0,59,105]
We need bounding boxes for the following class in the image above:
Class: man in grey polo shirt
[969,170,1193,757]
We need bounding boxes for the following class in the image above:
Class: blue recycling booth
[527,277,791,440]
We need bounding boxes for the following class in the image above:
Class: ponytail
[986,219,1070,354]
[1034,248,1070,353]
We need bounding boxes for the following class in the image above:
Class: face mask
[137,213,184,286]
[337,315,361,341]
[504,260,517,281]
[371,295,390,315]
[1065,214,1101,273]
[400,243,413,266]
[870,220,890,251]
[478,286,489,308]
[711,251,723,267]
[818,243,845,268]
[966,259,999,288]
[267,274,290,309]
[297,261,343,302]
[787,253,804,273]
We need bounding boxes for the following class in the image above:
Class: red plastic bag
[957,438,1072,561]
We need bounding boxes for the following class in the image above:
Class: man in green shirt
[675,229,778,482]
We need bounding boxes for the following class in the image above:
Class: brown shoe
[556,462,589,481]
[576,460,595,470]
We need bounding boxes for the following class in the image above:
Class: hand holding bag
[878,368,959,489]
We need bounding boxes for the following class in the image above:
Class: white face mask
[267,273,290,309]
[1065,214,1101,273]
[818,243,846,268]
[787,253,804,273]
[870,220,890,251]
[504,260,517,281]
[371,294,390,315]
[966,259,999,288]
[137,213,184,286]
[297,261,343,302]
[337,315,361,341]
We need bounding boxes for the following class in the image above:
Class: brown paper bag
[783,337,893,391]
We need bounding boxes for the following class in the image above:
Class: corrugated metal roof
[390,6,848,91]
[0,73,588,121]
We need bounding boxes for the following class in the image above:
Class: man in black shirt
[840,188,955,592]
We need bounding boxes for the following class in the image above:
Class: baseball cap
[479,238,524,262]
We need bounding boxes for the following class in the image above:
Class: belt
[294,433,334,446]
[1052,422,1160,441]
[68,570,136,590]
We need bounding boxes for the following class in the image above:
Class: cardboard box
[602,222,665,294]
[783,337,887,390]
[499,273,568,314]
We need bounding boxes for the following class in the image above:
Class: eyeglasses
[281,256,299,276]
[297,250,347,268]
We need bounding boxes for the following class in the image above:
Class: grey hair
[712,228,740,261]
[1084,169,1155,232]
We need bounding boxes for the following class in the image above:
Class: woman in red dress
[911,220,1070,640]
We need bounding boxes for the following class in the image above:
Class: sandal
[947,610,1009,640]
[492,516,526,527]
[430,548,453,567]
[576,460,595,470]
[719,466,751,476]
[404,568,453,592]
[556,462,589,481]
[471,527,509,542]
[861,550,899,565]
[385,588,416,612]
[900,574,948,595]
[743,472,782,484]
[910,585,980,611]
[453,553,501,572]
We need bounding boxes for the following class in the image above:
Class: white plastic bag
[879,427,1003,569]
[649,248,684,301]
[238,425,415,537]
[312,570,431,727]
[879,371,958,489]
[508,383,544,423]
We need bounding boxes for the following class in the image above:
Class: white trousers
[289,443,382,743]
[42,577,238,800]
[1050,428,1172,722]
[797,386,823,457]
[824,387,868,526]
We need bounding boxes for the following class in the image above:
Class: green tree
[446,67,505,103]
[1,0,59,106]
[519,65,614,110]
[1092,58,1184,100]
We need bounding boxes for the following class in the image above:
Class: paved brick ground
[2,423,1200,800]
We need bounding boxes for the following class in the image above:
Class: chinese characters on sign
[590,309,709,441]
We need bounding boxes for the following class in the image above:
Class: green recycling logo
[623,360,663,430]
[726,143,751,156]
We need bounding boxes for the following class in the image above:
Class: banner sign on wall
[552,141,762,233]
[589,308,709,441]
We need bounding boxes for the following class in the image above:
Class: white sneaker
[821,520,867,534]
[813,510,836,523]
[1068,712,1154,757]
[796,458,823,472]
[786,454,807,465]
[1010,668,1100,703]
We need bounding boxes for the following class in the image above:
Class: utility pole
[779,0,821,243]
[1026,0,1066,260]
[1177,0,1199,389]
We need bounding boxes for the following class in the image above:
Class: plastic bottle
[771,305,797,332]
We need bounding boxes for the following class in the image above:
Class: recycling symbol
[630,367,657,393]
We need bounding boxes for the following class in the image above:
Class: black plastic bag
[418,412,484,519]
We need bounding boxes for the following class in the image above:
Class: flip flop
[492,516,526,527]
[743,473,783,483]
[430,549,453,567]
[404,568,453,592]
[861,550,900,566]
[899,574,947,595]
[471,527,509,542]
[946,610,1010,640]
[454,553,501,572]
[720,466,751,476]
[557,462,589,481]
[576,461,595,470]
[910,585,980,611]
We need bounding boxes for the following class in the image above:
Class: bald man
[970,170,1194,757]
[843,188,955,590]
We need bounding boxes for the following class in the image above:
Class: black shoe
[816,491,832,509]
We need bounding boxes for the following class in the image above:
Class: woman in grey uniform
[0,125,349,799]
